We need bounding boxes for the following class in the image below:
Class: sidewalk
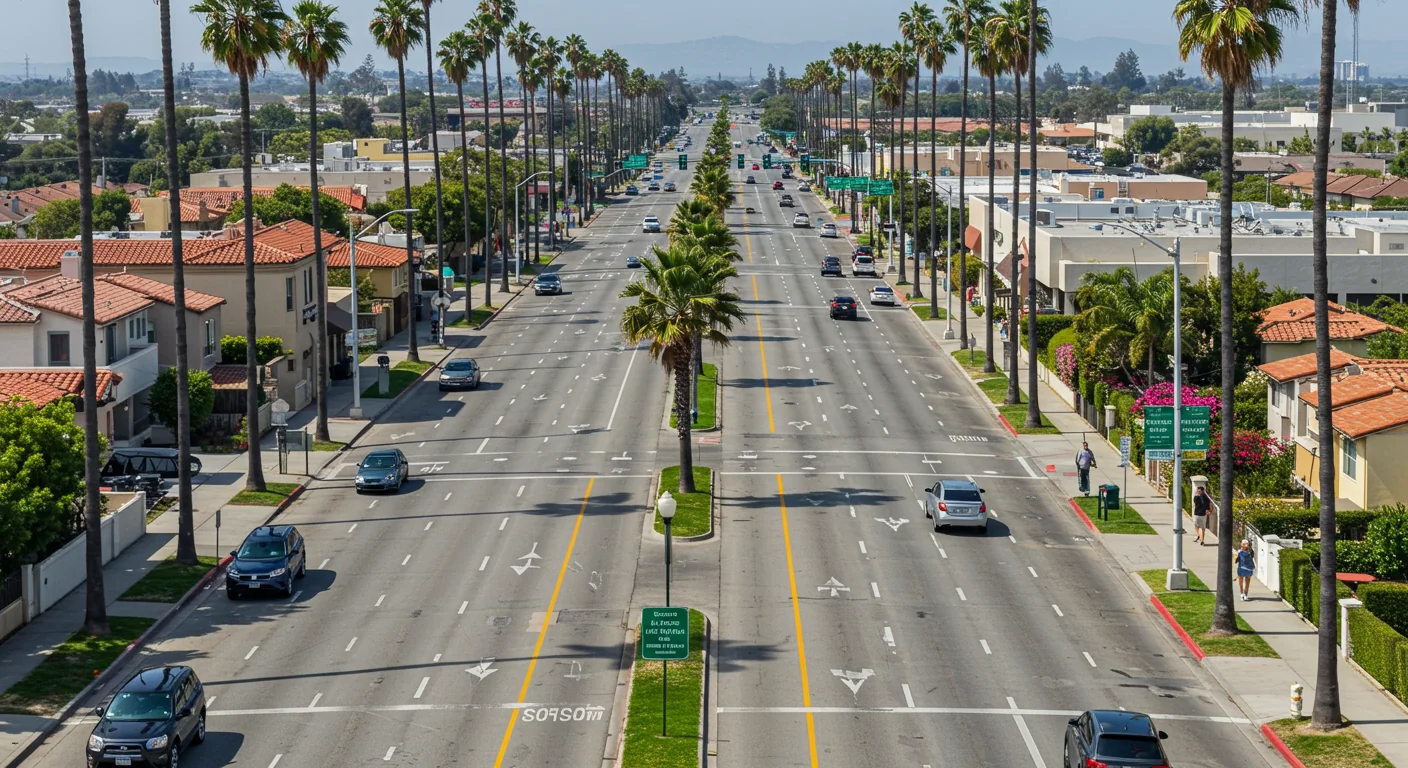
[905,288,1408,765]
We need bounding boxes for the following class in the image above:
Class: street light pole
[349,208,417,420]
[657,489,678,738]
[514,171,554,283]
[941,179,955,340]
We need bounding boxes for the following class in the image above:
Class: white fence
[28,492,146,616]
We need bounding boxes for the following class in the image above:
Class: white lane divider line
[375,594,385,607]
[402,555,412,566]
[1083,652,1097,668]
[426,520,436,530]
[288,590,302,602]
[883,626,895,647]
[318,558,330,569]
[383,746,397,761]
[1052,604,1064,617]
[479,556,490,571]
[1016,455,1041,479]
[858,541,867,555]
[956,588,967,601]
[206,695,216,708]
[309,693,322,708]
[849,506,856,518]
[348,523,357,533]
[499,517,509,531]
[902,684,916,708]
[517,485,525,498]
[413,677,430,699]
[1007,696,1048,768]
[870,582,880,598]
[345,637,358,652]
[244,646,259,660]
[930,533,947,558]
[980,639,992,655]
[1028,567,1039,578]
[459,600,469,615]
[495,415,504,426]
[433,654,442,663]
[369,500,378,509]
[268,756,283,768]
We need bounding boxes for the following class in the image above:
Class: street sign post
[1143,405,1211,458]
[641,606,690,737]
[800,153,810,173]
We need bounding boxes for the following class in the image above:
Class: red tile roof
[1298,375,1395,408]
[176,186,367,212]
[0,226,319,271]
[0,369,120,408]
[1,275,154,324]
[1333,390,1408,438]
[98,272,226,313]
[327,239,408,269]
[208,364,249,390]
[253,219,345,258]
[1257,348,1357,382]
[0,295,39,323]
[1257,298,1399,344]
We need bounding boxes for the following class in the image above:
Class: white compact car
[869,284,898,305]
[642,216,661,233]
[792,213,810,228]
[853,255,878,276]
[925,479,989,532]
[819,223,838,238]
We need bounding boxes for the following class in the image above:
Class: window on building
[1271,382,1279,408]
[204,319,216,357]
[303,267,313,305]
[286,276,295,311]
[1343,434,1357,480]
[47,332,70,365]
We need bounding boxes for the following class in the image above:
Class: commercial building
[874,143,1076,177]
[1102,104,1399,152]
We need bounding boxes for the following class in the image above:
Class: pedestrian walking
[1193,487,1212,545]
[1075,441,1096,496]
[1236,539,1256,601]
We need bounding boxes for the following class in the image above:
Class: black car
[88,666,205,767]
[624,184,639,196]
[1064,710,1170,768]
[821,258,843,277]
[439,357,480,391]
[626,256,642,268]
[829,296,858,319]
[535,274,562,295]
[355,448,409,493]
[101,448,201,481]
[226,525,306,598]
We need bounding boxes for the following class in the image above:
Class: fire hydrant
[1290,681,1304,719]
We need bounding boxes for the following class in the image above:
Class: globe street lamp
[658,490,677,607]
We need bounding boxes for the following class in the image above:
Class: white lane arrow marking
[466,658,498,680]
[565,660,586,680]
[591,374,607,381]
[830,668,875,696]
[788,421,812,431]
[533,394,548,401]
[925,373,944,380]
[558,356,570,361]
[419,462,446,474]
[778,365,801,371]
[874,517,910,532]
[818,577,850,597]
[390,432,415,440]
[510,542,542,575]
[839,404,858,411]
[568,424,591,433]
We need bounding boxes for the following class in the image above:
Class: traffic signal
[762,154,772,169]
[800,154,811,173]
[737,153,745,169]
[679,154,688,170]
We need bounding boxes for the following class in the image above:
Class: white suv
[853,255,877,276]
[792,213,810,228]
[642,216,661,233]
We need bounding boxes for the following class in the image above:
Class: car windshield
[945,489,983,502]
[857,256,873,264]
[1097,735,1162,759]
[445,360,475,371]
[106,692,173,722]
[874,286,892,293]
[236,538,286,560]
[361,454,399,469]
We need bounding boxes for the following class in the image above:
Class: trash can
[1100,484,1120,511]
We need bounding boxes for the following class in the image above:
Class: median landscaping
[119,555,222,602]
[911,305,947,321]
[669,363,718,430]
[362,359,433,398]
[451,303,497,328]
[620,608,707,768]
[1071,496,1155,535]
[654,466,712,538]
[0,616,154,716]
[1138,570,1277,658]
[1265,717,1392,768]
[228,481,300,507]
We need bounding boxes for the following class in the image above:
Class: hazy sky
[11,0,1406,71]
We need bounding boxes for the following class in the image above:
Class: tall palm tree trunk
[495,46,510,294]
[159,0,196,566]
[958,47,970,350]
[1212,81,1238,637]
[240,71,267,488]
[530,86,539,262]
[423,6,447,321]
[912,64,923,299]
[674,349,696,494]
[70,0,109,637]
[456,80,472,291]
[546,80,556,250]
[1006,72,1022,405]
[308,76,331,441]
[851,69,858,230]
[393,58,420,362]
[1025,4,1041,430]
[898,82,908,285]
[929,60,939,318]
[983,74,997,373]
[481,59,493,309]
[1311,0,1343,730]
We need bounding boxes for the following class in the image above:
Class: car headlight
[269,567,288,578]
[227,566,239,576]
[355,475,366,483]
[88,734,104,750]
[145,734,168,751]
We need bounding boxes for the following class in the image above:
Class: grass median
[362,360,433,398]
[620,608,707,768]
[669,363,718,430]
[654,466,712,538]
[1071,496,1155,535]
[0,616,155,716]
[1266,717,1392,768]
[911,305,948,321]
[450,303,497,327]
[119,555,222,602]
[1138,569,1278,658]
[228,481,300,507]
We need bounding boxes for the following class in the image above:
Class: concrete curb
[1150,593,1208,661]
[1065,497,1098,533]
[1260,724,1307,768]
[607,625,638,768]
[644,469,716,544]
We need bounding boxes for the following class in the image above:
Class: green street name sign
[640,607,689,661]
[623,154,648,169]
[1143,405,1211,453]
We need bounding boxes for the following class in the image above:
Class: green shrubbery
[1279,548,1351,637]
[1366,511,1408,580]
[1347,605,1408,705]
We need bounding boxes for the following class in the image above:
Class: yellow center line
[493,478,595,767]
[776,474,819,767]
[744,216,775,433]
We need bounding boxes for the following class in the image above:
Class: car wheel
[189,459,202,475]
[925,506,931,519]
[226,588,236,600]
[168,740,179,768]
[297,558,306,578]
[933,520,942,532]
[194,711,206,745]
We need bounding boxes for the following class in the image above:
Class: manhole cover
[489,616,511,627]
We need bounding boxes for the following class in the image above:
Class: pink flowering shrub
[1207,429,1289,474]
[1130,382,1222,418]
[1055,344,1077,386]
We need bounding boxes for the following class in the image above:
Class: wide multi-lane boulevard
[19,116,1274,768]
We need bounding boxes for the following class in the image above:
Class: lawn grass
[145,496,175,523]
[910,305,948,321]
[1072,496,1156,535]
[1138,569,1279,658]
[0,616,155,716]
[1266,718,1393,768]
[227,481,301,507]
[119,555,222,603]
[977,376,1009,404]
[311,440,345,451]
[668,363,718,430]
[998,405,1061,434]
[450,304,497,327]
[950,347,998,375]
[620,609,707,768]
[654,466,712,538]
[362,359,433,398]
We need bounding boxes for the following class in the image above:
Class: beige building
[1058,173,1207,202]
[875,143,1075,177]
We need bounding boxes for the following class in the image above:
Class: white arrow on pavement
[925,373,944,380]
[558,356,570,361]
[533,394,548,402]
[817,577,850,597]
[591,374,607,381]
[874,517,910,532]
[778,365,801,371]
[839,404,858,411]
[466,659,498,680]
[510,543,542,575]
[788,421,812,431]
[419,462,446,474]
[565,660,586,680]
[568,424,591,434]
[390,432,415,440]
[830,668,875,696]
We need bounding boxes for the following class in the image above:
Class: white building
[1106,105,1398,152]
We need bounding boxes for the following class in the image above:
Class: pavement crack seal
[492,477,595,767]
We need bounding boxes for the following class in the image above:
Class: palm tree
[1074,267,1179,388]
[505,21,539,260]
[944,0,994,351]
[1024,0,1047,431]
[553,66,573,219]
[466,13,495,310]
[438,30,482,287]
[1305,0,1358,731]
[563,35,586,222]
[901,3,935,294]
[478,0,515,295]
[973,25,1003,373]
[843,41,865,205]
[1175,0,1295,642]
[285,1,348,445]
[600,50,625,185]
[620,246,743,494]
[668,197,716,243]
[370,0,425,363]
[919,18,956,320]
[885,45,914,285]
[194,0,287,492]
[415,0,448,323]
[520,64,545,261]
[861,43,886,192]
[155,0,197,566]
[537,37,562,248]
[69,0,108,637]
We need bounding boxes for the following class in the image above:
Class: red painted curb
[1066,498,1097,532]
[997,414,1019,438]
[1261,724,1307,768]
[1150,593,1208,661]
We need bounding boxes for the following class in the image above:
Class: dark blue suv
[225,525,306,599]
[87,665,205,767]
[1064,709,1169,767]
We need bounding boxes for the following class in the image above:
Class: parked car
[870,284,898,305]
[625,184,639,196]
[534,273,562,295]
[821,258,843,277]
[102,448,201,481]
[924,479,989,532]
[820,223,838,238]
[853,255,878,276]
[438,357,480,391]
[226,524,307,598]
[642,216,662,233]
[1064,710,1170,768]
[88,665,206,767]
[829,296,858,320]
[354,449,410,494]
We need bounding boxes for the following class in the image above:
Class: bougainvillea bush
[1130,382,1222,418]
[1055,344,1077,386]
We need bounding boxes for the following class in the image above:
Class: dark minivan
[87,665,205,767]
[225,525,307,598]
[101,448,202,481]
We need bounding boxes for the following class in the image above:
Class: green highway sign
[1143,405,1211,455]
[640,607,690,661]
[623,154,648,169]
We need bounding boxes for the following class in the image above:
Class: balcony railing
[106,343,160,403]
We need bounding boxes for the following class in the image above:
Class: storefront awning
[964,225,983,254]
[327,303,352,335]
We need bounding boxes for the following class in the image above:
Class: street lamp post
[656,489,678,738]
[514,171,555,282]
[349,208,418,420]
[1107,223,1187,590]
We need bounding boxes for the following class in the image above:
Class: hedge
[1347,606,1408,705]
[1236,498,1389,542]
[1361,582,1408,637]
[1303,540,1378,575]
[1023,314,1075,356]
[1280,547,1352,638]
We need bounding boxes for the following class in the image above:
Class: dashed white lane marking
[883,626,895,647]
[459,600,469,615]
[980,639,992,655]
[871,582,880,598]
[384,746,397,761]
[479,556,490,571]
[1008,697,1049,768]
[345,637,358,652]
[426,519,437,530]
[930,533,947,558]
[883,427,890,435]
[902,684,916,708]
[849,506,856,517]
[268,756,283,768]
[433,653,441,663]
[369,499,377,508]
[206,696,216,708]
[414,677,430,699]
[858,541,867,554]
[1052,604,1064,617]
[499,517,509,530]
[495,415,504,426]
[375,594,385,607]
[288,590,301,602]
[956,588,967,601]
[476,438,489,454]
[402,555,413,566]
[318,558,330,569]
[309,692,323,708]
[517,485,525,498]
[1009,535,1016,543]
[347,524,357,533]
[244,646,259,660]
[1028,567,1039,578]
[1083,652,1097,668]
